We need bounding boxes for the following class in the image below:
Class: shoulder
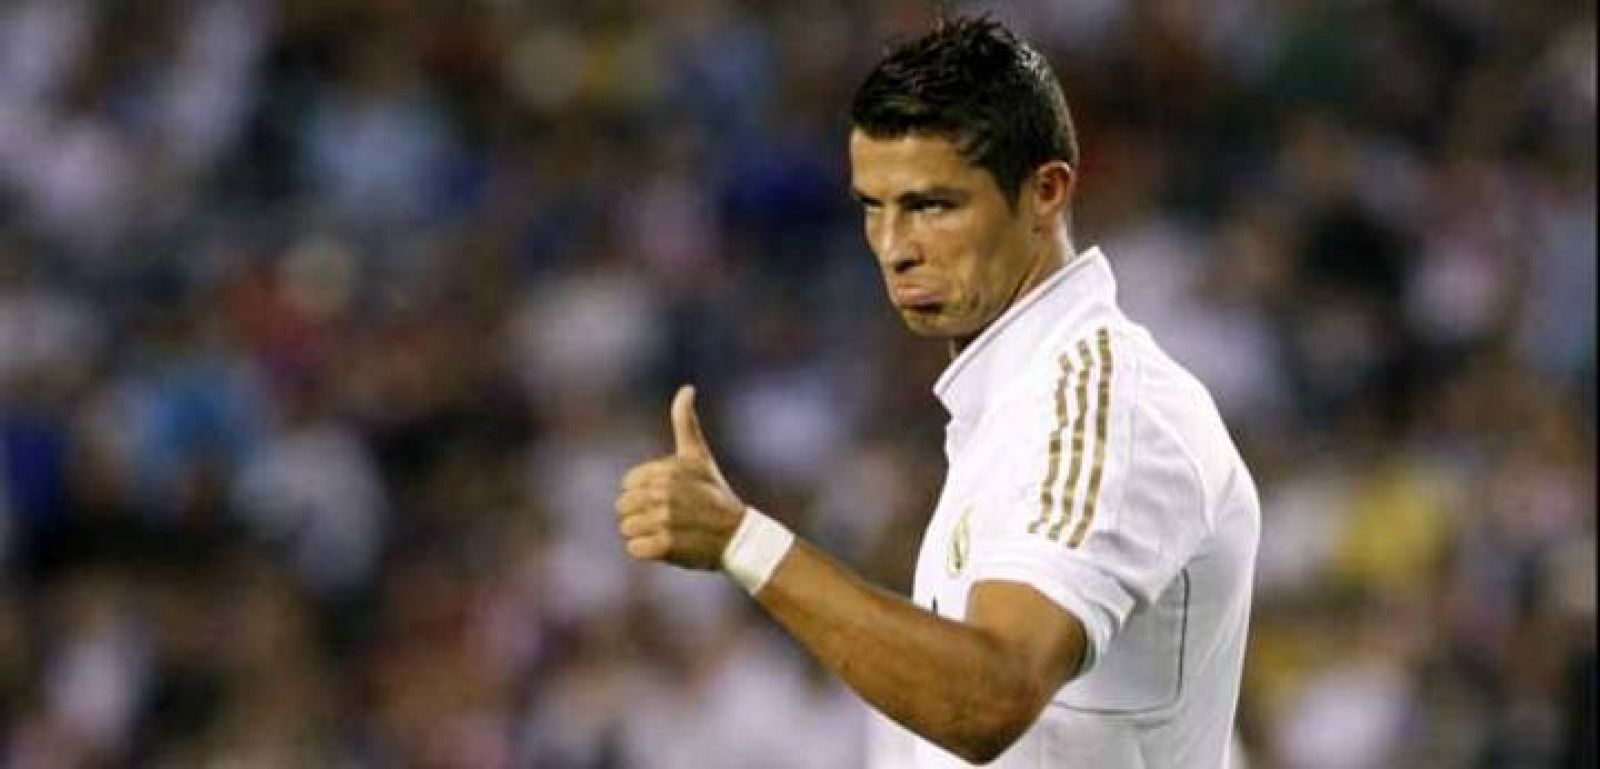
[986,321,1148,439]
[1112,321,1243,495]
[993,320,1216,494]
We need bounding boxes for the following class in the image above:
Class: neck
[1017,228,1074,308]
[950,228,1075,358]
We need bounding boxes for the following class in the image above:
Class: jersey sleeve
[968,326,1211,674]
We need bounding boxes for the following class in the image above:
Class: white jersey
[873,248,1260,769]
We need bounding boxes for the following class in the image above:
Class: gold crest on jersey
[947,504,972,577]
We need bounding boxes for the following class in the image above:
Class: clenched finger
[615,486,664,518]
[625,531,671,560]
[618,511,660,539]
[622,458,678,490]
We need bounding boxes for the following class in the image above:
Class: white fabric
[723,507,795,595]
[870,247,1260,769]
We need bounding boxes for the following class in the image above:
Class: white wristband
[721,506,795,595]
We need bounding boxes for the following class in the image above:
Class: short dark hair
[850,16,1078,206]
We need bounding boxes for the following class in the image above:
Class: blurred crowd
[0,0,1592,767]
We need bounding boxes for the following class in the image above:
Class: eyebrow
[851,186,971,207]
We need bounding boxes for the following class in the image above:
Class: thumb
[671,384,713,461]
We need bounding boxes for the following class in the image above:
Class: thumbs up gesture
[615,385,746,569]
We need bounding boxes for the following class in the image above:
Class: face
[849,131,1043,343]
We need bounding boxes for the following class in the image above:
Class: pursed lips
[890,282,943,310]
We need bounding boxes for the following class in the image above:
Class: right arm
[752,538,1087,765]
[617,385,1088,764]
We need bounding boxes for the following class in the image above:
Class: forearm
[616,387,1064,761]
[752,538,1044,764]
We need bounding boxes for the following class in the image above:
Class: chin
[899,310,974,340]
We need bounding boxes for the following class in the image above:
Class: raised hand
[614,385,747,569]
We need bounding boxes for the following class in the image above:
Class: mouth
[891,284,944,313]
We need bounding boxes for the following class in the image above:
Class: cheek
[929,218,985,287]
[955,227,1013,301]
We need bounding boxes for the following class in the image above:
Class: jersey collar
[933,246,1115,424]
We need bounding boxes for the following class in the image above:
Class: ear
[1027,161,1075,228]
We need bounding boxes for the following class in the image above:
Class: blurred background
[0,0,1592,766]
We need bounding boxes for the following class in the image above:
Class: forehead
[848,131,990,193]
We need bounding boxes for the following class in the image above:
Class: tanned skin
[614,133,1086,764]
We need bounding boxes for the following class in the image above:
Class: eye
[912,200,953,215]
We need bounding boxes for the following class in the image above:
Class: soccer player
[614,16,1259,768]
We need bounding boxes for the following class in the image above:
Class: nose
[884,246,922,275]
[877,219,923,275]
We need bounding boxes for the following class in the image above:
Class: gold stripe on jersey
[1047,337,1096,541]
[1029,353,1074,534]
[1068,327,1114,548]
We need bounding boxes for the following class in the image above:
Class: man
[614,16,1259,768]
